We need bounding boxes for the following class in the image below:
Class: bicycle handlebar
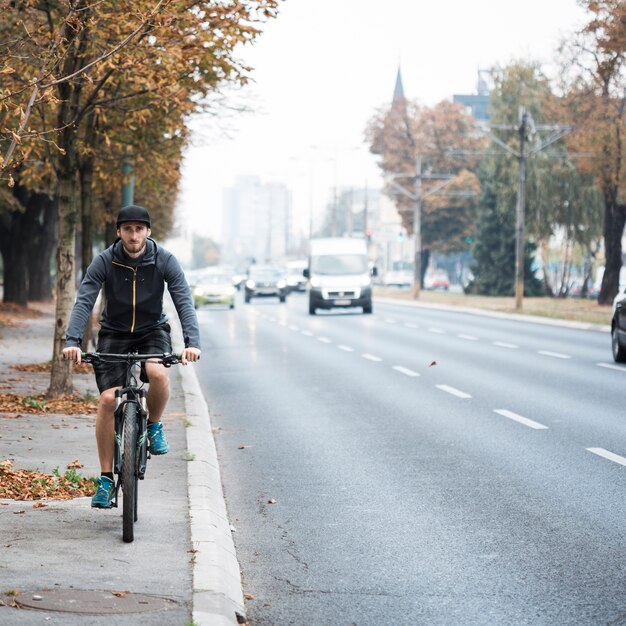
[81,352,183,367]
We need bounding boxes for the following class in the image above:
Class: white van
[304,238,376,315]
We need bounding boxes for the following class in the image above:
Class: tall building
[221,175,293,265]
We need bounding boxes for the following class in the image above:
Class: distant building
[221,175,293,265]
[453,70,492,121]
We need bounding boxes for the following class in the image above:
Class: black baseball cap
[116,205,151,228]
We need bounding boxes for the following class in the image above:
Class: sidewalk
[0,304,244,625]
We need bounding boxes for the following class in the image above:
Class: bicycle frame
[112,361,149,507]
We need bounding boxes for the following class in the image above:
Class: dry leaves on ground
[0,303,42,328]
[0,392,97,414]
[0,459,96,501]
[12,361,93,375]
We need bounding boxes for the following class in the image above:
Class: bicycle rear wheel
[122,402,138,543]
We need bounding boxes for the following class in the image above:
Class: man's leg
[95,387,119,472]
[145,362,170,422]
[145,362,171,455]
[92,387,119,508]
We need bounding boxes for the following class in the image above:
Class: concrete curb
[375,296,611,333]
[168,306,245,626]
[181,365,245,626]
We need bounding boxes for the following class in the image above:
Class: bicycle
[81,351,181,543]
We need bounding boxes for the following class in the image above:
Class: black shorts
[93,324,172,393]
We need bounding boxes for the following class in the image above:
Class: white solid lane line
[392,365,420,377]
[493,409,549,430]
[436,384,472,399]
[317,336,332,343]
[538,350,571,359]
[597,362,626,372]
[362,353,383,362]
[587,447,626,467]
[428,328,446,334]
[337,345,354,352]
[458,334,479,341]
[493,341,518,349]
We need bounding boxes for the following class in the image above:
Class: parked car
[189,269,236,309]
[244,266,288,303]
[383,270,413,288]
[424,270,450,291]
[611,289,626,361]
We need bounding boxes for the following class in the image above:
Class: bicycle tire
[122,402,138,543]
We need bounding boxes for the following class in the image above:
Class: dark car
[612,289,626,361]
[244,266,288,303]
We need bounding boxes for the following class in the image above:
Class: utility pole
[388,158,461,299]
[514,107,528,310]
[413,156,422,298]
[478,109,571,311]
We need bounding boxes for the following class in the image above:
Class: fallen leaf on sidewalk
[238,444,255,450]
[268,498,277,504]
[0,459,96,500]
[244,593,254,600]
[112,591,129,598]
[0,392,97,415]
[66,459,83,469]
[33,502,47,508]
[428,360,438,367]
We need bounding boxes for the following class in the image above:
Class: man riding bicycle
[63,205,201,509]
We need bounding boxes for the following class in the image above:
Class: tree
[0,0,279,396]
[366,97,485,285]
[558,0,626,304]
[466,172,543,297]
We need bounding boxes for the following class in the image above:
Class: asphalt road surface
[194,293,626,626]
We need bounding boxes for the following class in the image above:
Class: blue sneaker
[91,476,115,508]
[147,421,169,455]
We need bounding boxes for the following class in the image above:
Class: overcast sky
[176,0,588,242]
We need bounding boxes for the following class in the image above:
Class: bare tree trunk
[48,134,79,398]
[28,195,57,302]
[0,200,29,305]
[599,199,626,305]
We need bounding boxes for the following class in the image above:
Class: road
[194,293,626,626]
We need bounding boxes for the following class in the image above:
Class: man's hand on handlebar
[63,347,82,364]
[181,347,201,365]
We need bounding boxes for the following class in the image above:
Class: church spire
[393,66,405,101]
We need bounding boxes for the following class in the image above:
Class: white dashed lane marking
[587,447,626,467]
[538,350,571,359]
[458,334,479,341]
[362,353,383,362]
[404,323,420,329]
[289,324,299,331]
[493,409,548,430]
[436,384,472,399]
[317,337,332,343]
[337,345,354,352]
[392,366,420,377]
[301,330,313,337]
[597,362,626,372]
[493,341,518,349]
[428,328,446,334]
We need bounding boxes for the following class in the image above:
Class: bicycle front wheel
[122,402,138,543]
